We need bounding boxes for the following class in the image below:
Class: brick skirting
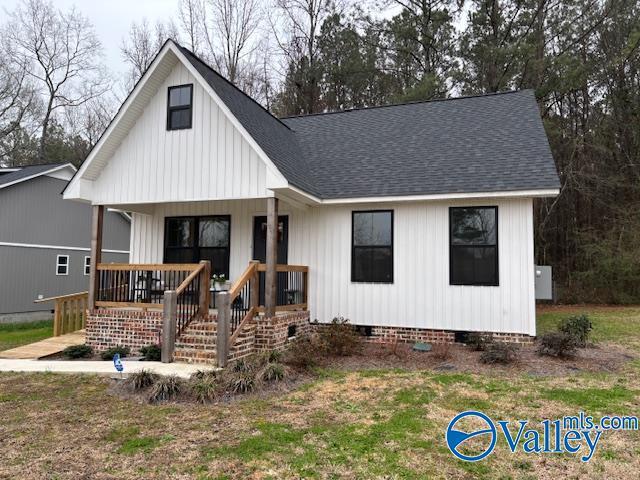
[255,311,312,352]
[86,309,163,354]
[360,325,533,344]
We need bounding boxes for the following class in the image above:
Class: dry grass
[1,307,639,479]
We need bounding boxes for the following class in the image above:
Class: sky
[0,0,178,76]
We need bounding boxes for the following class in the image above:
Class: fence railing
[34,291,89,336]
[256,263,308,312]
[95,263,202,309]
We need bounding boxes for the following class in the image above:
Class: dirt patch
[319,341,636,377]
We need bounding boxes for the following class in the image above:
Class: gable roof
[0,163,74,190]
[281,90,560,199]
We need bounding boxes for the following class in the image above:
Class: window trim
[56,254,69,276]
[163,215,231,278]
[166,84,194,131]
[351,209,394,284]
[449,206,499,287]
[84,256,91,276]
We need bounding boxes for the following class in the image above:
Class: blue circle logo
[446,411,497,461]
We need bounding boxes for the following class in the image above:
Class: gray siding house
[0,163,130,321]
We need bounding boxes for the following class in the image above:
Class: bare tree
[178,0,204,54]
[3,0,111,162]
[121,18,180,89]
[201,0,262,85]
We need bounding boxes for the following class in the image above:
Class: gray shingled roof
[180,43,560,199]
[0,164,66,189]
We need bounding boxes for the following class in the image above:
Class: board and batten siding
[130,197,535,336]
[90,61,271,205]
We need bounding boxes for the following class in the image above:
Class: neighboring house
[0,163,130,322]
[63,40,559,364]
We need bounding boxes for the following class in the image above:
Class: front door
[253,215,288,305]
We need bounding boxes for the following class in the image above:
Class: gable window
[164,215,230,278]
[450,206,498,286]
[56,255,69,276]
[84,256,91,276]
[167,84,193,130]
[351,210,393,283]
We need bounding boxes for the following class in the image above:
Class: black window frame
[351,210,394,284]
[449,206,499,286]
[163,215,231,278]
[166,84,193,131]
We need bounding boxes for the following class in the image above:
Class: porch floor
[0,330,86,359]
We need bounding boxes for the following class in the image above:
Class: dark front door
[253,215,288,305]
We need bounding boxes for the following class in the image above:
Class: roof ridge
[173,41,293,132]
[280,89,532,120]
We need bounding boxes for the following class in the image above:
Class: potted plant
[211,273,227,291]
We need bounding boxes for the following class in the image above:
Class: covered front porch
[86,197,309,367]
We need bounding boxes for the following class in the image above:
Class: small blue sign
[113,353,124,373]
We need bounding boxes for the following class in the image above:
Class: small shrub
[480,343,519,364]
[465,333,493,351]
[101,346,131,361]
[62,344,93,359]
[262,362,285,382]
[148,375,183,403]
[126,369,159,391]
[189,376,218,403]
[140,344,161,361]
[227,370,256,394]
[266,349,282,363]
[537,332,579,358]
[190,369,218,381]
[558,314,592,347]
[283,335,319,369]
[431,342,451,360]
[318,317,362,356]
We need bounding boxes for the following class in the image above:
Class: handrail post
[265,197,278,317]
[53,300,61,337]
[198,260,211,316]
[249,260,259,311]
[88,205,104,310]
[216,292,230,368]
[161,290,177,363]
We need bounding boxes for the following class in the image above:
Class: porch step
[173,320,218,365]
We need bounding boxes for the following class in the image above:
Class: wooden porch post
[265,197,278,317]
[88,205,104,310]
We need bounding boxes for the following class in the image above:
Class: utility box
[535,265,553,300]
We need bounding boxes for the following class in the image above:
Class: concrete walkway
[0,330,86,359]
[0,359,215,378]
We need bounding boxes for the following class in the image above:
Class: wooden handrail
[228,261,259,300]
[97,263,201,271]
[176,263,206,295]
[34,291,88,336]
[256,263,308,272]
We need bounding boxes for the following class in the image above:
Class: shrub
[227,369,256,394]
[465,333,493,351]
[126,369,159,391]
[266,349,282,363]
[190,369,218,381]
[189,376,218,403]
[318,317,361,356]
[140,344,161,361]
[101,346,131,361]
[148,375,183,403]
[62,344,93,359]
[283,335,319,369]
[480,343,519,365]
[558,315,592,347]
[261,362,285,382]
[537,332,579,358]
[431,342,451,360]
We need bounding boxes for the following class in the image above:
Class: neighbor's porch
[86,197,309,366]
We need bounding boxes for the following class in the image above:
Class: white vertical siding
[91,62,271,204]
[129,197,536,335]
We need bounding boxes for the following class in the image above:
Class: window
[84,256,91,276]
[164,215,230,278]
[167,84,193,130]
[351,210,393,283]
[56,255,69,276]
[450,206,498,286]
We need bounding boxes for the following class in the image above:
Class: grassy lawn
[1,308,639,479]
[0,320,53,352]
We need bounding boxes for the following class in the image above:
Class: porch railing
[216,262,308,367]
[34,291,89,336]
[95,263,202,309]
